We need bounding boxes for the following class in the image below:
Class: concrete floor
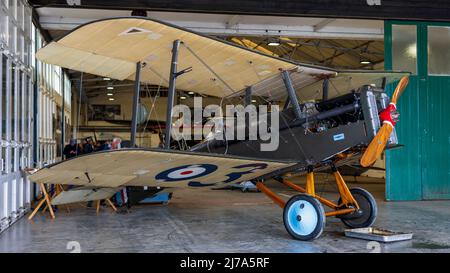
[0,176,449,253]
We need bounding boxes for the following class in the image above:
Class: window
[392,25,417,74]
[24,9,31,40]
[16,0,23,31]
[90,105,122,121]
[17,34,23,64]
[1,55,6,141]
[8,0,16,21]
[1,0,8,9]
[1,0,34,228]
[0,55,4,171]
[10,62,15,172]
[428,26,450,76]
[0,8,8,44]
[31,25,36,68]
[53,66,61,94]
[8,16,16,53]
[46,64,51,91]
[11,62,15,142]
[24,75,29,142]
[0,57,4,177]
[18,71,22,142]
[64,74,71,106]
[24,37,29,66]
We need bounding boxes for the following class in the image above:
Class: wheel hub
[283,194,326,240]
[286,200,320,236]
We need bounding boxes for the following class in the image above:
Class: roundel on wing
[155,164,218,182]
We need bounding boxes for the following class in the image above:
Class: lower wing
[29,148,296,189]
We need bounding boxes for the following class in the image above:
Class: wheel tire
[283,194,326,241]
[338,188,377,229]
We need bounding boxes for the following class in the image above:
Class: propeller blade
[360,125,393,167]
[391,76,409,105]
[360,76,409,167]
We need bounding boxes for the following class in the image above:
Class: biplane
[29,17,410,241]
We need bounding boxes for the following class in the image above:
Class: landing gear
[256,164,378,241]
[338,188,377,228]
[283,194,325,241]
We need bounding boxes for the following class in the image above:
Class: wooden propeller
[360,76,409,167]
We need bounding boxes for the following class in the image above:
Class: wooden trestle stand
[28,183,117,220]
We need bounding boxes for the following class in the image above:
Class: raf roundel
[155,164,218,182]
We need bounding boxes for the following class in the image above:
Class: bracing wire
[181,42,236,96]
[140,79,164,147]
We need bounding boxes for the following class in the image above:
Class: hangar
[0,0,449,253]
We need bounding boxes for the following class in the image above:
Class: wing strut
[130,61,142,147]
[164,40,182,149]
[322,78,329,101]
[281,70,302,120]
[244,86,253,106]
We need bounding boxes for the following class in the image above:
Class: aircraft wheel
[338,188,377,228]
[283,194,325,241]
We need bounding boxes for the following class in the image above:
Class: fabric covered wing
[29,149,296,189]
[35,17,334,98]
[51,187,120,205]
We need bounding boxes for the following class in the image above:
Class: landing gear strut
[337,188,377,228]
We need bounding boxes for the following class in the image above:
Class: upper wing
[29,148,296,189]
[296,71,411,101]
[237,70,410,102]
[35,17,334,98]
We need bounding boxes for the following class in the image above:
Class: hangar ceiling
[27,0,450,21]
[226,37,383,70]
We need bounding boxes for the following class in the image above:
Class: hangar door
[385,21,450,200]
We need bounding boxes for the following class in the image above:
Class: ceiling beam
[27,0,450,22]
[288,40,384,56]
[313,18,336,32]
[323,40,373,58]
[84,83,135,90]
[277,40,324,64]
[274,37,382,69]
[37,13,384,40]
[320,41,373,65]
[321,39,384,68]
[234,38,279,56]
[226,15,241,29]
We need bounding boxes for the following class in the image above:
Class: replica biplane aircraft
[29,17,410,241]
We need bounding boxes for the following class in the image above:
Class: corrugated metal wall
[421,77,450,199]
[385,21,450,200]
[386,78,423,200]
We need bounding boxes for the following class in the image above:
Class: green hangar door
[385,21,450,200]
